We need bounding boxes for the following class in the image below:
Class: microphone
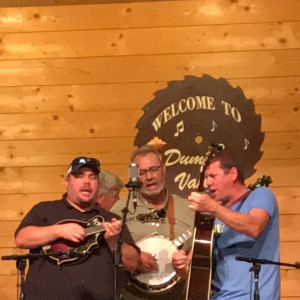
[235,256,255,263]
[1,254,19,260]
[235,256,269,265]
[126,163,142,209]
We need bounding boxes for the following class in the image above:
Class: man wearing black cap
[15,157,139,300]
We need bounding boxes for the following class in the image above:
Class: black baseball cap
[66,157,100,176]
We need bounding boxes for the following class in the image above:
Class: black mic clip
[126,162,142,210]
[125,181,142,190]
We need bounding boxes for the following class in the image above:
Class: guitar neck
[84,216,137,237]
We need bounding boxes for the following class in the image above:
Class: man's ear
[230,167,239,182]
[65,176,69,189]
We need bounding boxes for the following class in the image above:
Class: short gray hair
[131,145,163,164]
[99,170,124,195]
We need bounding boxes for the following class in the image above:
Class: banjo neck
[173,227,193,249]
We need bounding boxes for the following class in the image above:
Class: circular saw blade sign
[134,74,264,198]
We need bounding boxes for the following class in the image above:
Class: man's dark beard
[78,199,94,208]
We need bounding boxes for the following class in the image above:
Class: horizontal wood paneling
[0,111,141,140]
[246,159,300,187]
[1,0,178,8]
[0,168,23,194]
[0,86,23,113]
[235,77,300,106]
[1,22,299,60]
[261,132,300,160]
[280,242,300,268]
[0,187,299,222]
[0,194,62,221]
[274,187,300,215]
[1,0,300,32]
[0,222,18,248]
[0,133,299,168]
[0,137,135,166]
[0,165,125,194]
[0,105,298,142]
[281,269,300,297]
[0,159,298,195]
[0,50,300,87]
[0,276,17,300]
[0,8,22,33]
[0,76,298,115]
[280,215,300,242]
[20,83,160,112]
[258,104,300,132]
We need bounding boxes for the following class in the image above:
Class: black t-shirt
[15,198,136,300]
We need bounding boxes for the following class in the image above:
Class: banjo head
[129,235,182,294]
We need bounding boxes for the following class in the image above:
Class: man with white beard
[112,145,194,300]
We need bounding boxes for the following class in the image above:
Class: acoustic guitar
[185,143,223,300]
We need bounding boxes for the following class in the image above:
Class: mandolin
[42,211,167,266]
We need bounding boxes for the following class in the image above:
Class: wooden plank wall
[0,0,299,299]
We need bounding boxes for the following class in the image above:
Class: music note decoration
[174,120,185,137]
[211,120,217,132]
[244,138,250,150]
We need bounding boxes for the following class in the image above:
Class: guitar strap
[227,189,252,210]
[167,194,175,240]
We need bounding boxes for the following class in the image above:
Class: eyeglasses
[139,165,162,177]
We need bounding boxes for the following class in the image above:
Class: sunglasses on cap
[67,157,100,175]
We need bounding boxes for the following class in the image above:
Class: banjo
[128,228,193,294]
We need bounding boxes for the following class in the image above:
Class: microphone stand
[235,256,300,300]
[113,191,129,300]
[16,256,26,300]
[251,262,260,300]
[2,251,84,300]
[113,180,141,300]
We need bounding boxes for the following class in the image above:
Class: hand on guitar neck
[188,191,219,215]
